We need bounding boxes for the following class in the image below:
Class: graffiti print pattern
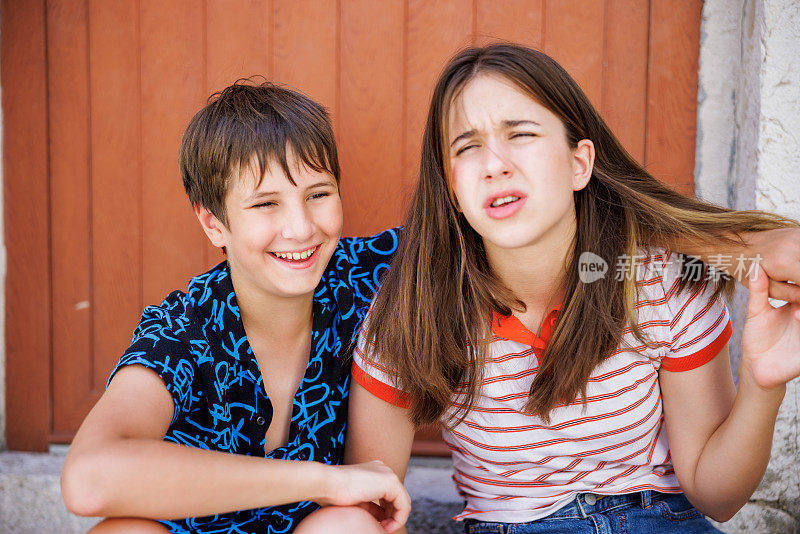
[109,229,400,533]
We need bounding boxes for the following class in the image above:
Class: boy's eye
[253,201,276,208]
[308,191,330,200]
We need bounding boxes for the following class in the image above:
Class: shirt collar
[491,304,562,350]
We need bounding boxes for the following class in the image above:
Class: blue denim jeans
[463,491,722,534]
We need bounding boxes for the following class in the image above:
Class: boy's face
[200,151,343,303]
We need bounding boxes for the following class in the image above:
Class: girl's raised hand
[741,263,800,390]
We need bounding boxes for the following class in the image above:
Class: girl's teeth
[491,195,520,207]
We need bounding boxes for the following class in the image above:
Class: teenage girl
[347,44,800,533]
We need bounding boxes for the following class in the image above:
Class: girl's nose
[483,144,512,180]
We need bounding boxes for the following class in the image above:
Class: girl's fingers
[769,280,800,303]
[747,264,771,318]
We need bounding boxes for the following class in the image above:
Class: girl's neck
[485,214,575,318]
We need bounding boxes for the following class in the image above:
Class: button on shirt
[109,229,400,534]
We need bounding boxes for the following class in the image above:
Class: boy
[61,81,408,534]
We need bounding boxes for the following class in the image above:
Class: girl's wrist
[737,359,787,401]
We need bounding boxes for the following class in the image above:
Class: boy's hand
[741,228,800,302]
[317,461,411,533]
[741,264,800,390]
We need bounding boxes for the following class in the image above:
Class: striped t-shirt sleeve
[351,325,411,409]
[660,253,732,372]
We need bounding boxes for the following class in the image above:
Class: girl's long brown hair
[364,44,797,426]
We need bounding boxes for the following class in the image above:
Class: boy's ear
[195,206,226,248]
[571,139,595,192]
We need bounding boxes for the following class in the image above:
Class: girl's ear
[572,139,595,192]
[195,206,227,248]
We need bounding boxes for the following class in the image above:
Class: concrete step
[1,451,796,533]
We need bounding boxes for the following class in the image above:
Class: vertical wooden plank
[205,0,270,268]
[405,0,474,457]
[475,0,544,49]
[2,0,51,451]
[206,0,269,94]
[88,1,144,396]
[602,0,648,164]
[405,0,473,192]
[645,0,701,194]
[47,0,93,437]
[273,0,337,110]
[543,0,605,108]
[140,0,207,305]
[339,0,405,236]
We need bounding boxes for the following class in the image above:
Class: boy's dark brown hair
[364,43,798,427]
[180,78,340,225]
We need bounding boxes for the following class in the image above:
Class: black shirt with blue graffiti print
[108,228,401,534]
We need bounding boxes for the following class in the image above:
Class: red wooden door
[3,0,701,451]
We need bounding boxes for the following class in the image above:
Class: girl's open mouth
[484,193,527,219]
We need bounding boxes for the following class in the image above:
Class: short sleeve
[351,322,411,409]
[659,252,732,372]
[107,303,199,423]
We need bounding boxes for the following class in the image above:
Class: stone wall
[696,0,800,531]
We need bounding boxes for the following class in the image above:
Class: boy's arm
[61,365,409,525]
[670,228,800,302]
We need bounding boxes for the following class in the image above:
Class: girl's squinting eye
[455,144,478,156]
[510,132,536,140]
[253,201,276,209]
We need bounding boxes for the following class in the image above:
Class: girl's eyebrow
[503,119,541,128]
[450,129,476,148]
[449,120,542,147]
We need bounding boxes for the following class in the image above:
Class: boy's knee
[294,506,385,534]
[88,518,172,533]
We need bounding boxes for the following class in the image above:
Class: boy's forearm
[684,377,785,521]
[63,438,330,519]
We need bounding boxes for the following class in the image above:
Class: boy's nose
[280,205,315,242]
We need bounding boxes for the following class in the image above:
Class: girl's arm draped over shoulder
[61,365,410,530]
[660,265,799,522]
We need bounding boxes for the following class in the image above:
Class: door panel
[2,0,702,451]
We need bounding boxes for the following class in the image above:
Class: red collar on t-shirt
[491,304,563,350]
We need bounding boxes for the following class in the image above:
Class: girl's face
[447,74,593,260]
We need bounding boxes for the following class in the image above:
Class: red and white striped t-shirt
[352,249,732,523]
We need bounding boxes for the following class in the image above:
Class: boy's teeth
[491,195,520,207]
[274,247,315,260]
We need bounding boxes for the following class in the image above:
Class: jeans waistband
[548,490,674,519]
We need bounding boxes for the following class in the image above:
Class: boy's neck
[230,275,313,350]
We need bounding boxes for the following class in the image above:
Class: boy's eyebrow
[245,181,336,201]
[449,120,541,148]
[305,180,337,190]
